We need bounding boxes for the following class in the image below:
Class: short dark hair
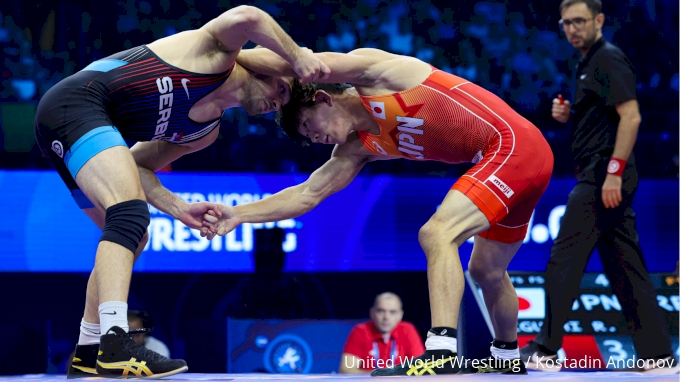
[559,0,602,17]
[275,79,354,146]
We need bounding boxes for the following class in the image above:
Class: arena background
[0,0,677,375]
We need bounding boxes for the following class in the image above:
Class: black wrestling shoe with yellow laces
[370,350,460,376]
[67,344,99,378]
[96,326,188,378]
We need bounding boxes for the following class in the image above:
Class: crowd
[0,0,677,176]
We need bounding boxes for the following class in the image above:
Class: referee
[519,0,677,373]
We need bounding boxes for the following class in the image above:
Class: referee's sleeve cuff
[606,96,637,108]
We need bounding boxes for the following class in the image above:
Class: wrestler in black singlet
[35,45,233,208]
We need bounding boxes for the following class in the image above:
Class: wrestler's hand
[177,202,222,230]
[200,205,242,240]
[601,174,623,209]
[291,47,331,84]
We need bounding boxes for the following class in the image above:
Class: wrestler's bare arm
[236,47,431,91]
[234,133,376,222]
[202,6,328,81]
[235,47,383,85]
[201,133,383,238]
[130,128,218,221]
[203,6,301,58]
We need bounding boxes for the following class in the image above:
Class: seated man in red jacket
[339,292,424,373]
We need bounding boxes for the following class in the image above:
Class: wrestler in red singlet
[356,68,554,244]
[206,47,558,376]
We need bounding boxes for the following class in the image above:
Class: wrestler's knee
[133,231,149,262]
[100,199,150,255]
[468,257,505,286]
[418,219,466,256]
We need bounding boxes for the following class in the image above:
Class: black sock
[492,339,518,350]
[428,327,457,338]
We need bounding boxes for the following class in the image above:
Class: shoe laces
[122,336,168,364]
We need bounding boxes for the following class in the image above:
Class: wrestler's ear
[312,90,333,106]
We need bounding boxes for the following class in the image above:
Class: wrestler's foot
[459,356,528,374]
[519,340,560,372]
[96,326,188,378]
[370,349,459,376]
[67,344,99,378]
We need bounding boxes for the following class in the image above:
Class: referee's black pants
[534,154,673,359]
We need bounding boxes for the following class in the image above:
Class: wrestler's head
[276,79,355,145]
[240,73,294,116]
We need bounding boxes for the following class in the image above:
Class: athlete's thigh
[461,126,553,244]
[453,120,553,225]
[38,136,107,229]
[470,235,522,272]
[428,189,490,245]
[34,70,139,213]
[82,207,106,229]
[482,147,553,244]
[481,188,540,244]
[75,146,146,211]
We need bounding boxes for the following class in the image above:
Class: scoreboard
[465,272,679,369]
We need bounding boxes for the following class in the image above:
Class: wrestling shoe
[96,326,188,378]
[67,344,99,378]
[459,356,527,374]
[370,350,460,376]
[519,340,560,372]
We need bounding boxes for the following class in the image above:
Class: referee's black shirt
[571,37,637,163]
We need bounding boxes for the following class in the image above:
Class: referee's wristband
[606,158,626,176]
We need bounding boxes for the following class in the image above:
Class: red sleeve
[401,323,425,356]
[342,325,369,358]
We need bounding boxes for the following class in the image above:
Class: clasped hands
[173,201,240,240]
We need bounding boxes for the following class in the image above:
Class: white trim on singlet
[420,83,508,210]
[461,174,508,212]
[496,222,529,228]
[420,83,504,180]
[122,47,146,61]
[176,119,220,143]
[453,87,517,183]
[450,81,471,90]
